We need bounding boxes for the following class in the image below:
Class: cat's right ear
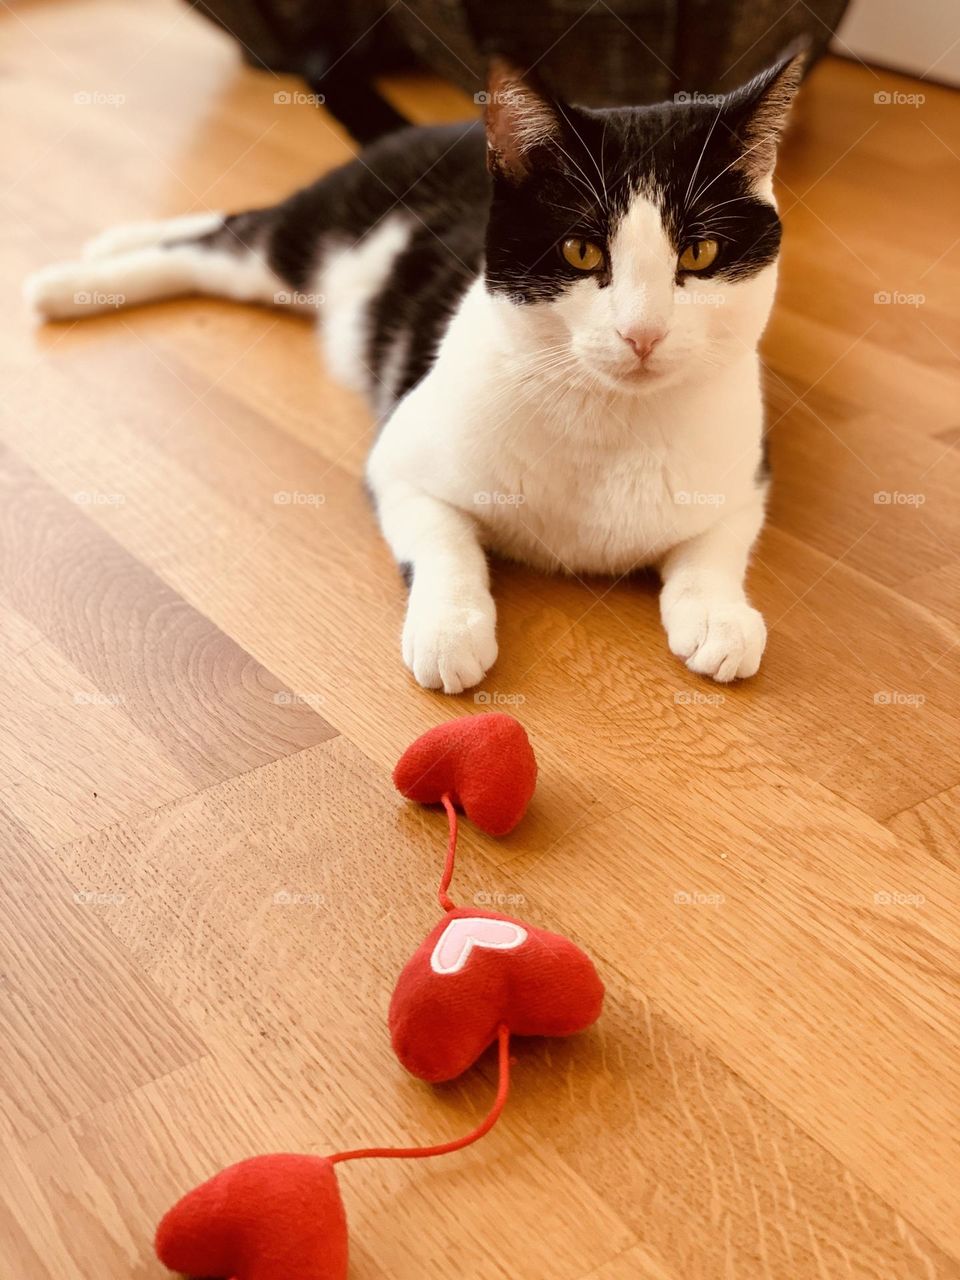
[483,58,562,183]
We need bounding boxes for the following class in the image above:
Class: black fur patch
[484,94,782,304]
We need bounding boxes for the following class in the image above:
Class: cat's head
[482,50,805,393]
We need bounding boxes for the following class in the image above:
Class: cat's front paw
[662,596,766,683]
[402,593,498,694]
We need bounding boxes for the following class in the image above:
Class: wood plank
[0,805,204,1142]
[501,793,960,1257]
[0,447,338,836]
[888,786,960,871]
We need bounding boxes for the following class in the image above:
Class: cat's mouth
[592,357,670,391]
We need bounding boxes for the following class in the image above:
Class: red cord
[437,792,458,912]
[329,1025,511,1165]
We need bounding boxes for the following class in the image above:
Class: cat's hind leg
[82,212,225,260]
[24,211,301,322]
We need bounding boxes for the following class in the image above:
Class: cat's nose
[618,327,666,361]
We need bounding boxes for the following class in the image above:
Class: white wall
[833,0,960,85]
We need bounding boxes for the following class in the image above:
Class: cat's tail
[23,209,312,322]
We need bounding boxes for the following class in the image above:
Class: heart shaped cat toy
[390,907,604,1082]
[156,715,603,1280]
[155,1154,348,1280]
[393,711,537,836]
[391,714,603,1082]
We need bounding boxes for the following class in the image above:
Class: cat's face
[483,53,804,394]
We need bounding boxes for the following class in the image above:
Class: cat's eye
[678,238,719,272]
[561,238,604,272]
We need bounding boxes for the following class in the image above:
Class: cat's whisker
[688,133,773,210]
[544,133,604,209]
[556,102,608,208]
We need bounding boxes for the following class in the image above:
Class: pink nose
[618,327,666,361]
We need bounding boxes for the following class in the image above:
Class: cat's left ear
[723,43,809,179]
[483,58,563,183]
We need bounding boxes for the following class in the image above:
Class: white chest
[447,375,762,574]
[369,295,766,578]
[470,437,731,573]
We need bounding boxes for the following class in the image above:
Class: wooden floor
[2,2,959,1276]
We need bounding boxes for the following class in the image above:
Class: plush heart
[155,1153,348,1280]
[392,713,537,837]
[389,907,604,1082]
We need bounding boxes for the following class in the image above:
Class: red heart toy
[155,1033,514,1280]
[155,1153,348,1280]
[156,715,604,1280]
[392,712,537,836]
[389,906,604,1082]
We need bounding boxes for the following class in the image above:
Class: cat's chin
[590,361,678,395]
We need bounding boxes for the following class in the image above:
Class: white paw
[402,593,498,694]
[662,596,766,682]
[23,261,91,320]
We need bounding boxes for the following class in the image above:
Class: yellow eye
[678,238,719,272]
[561,238,604,272]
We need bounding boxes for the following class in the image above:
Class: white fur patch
[318,216,412,392]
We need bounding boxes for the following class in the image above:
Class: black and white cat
[26,53,804,693]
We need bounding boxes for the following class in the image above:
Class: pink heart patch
[431,916,527,974]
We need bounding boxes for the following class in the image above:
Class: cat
[25,51,805,694]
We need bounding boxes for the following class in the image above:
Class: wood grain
[1,1,958,1276]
